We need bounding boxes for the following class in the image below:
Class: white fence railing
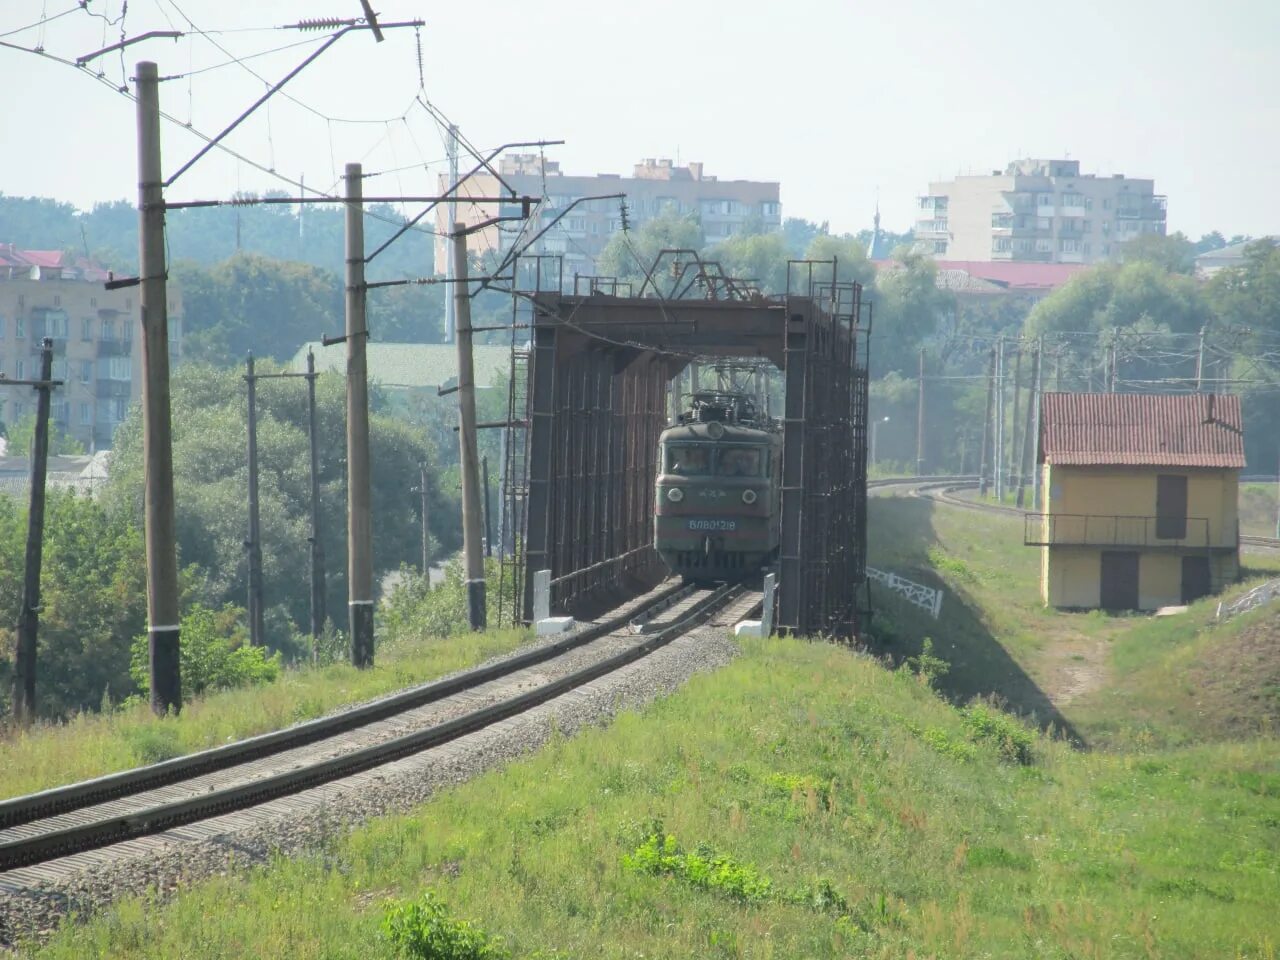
[867,566,944,619]
[1216,577,1280,622]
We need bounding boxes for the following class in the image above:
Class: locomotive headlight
[741,489,758,504]
[667,487,684,502]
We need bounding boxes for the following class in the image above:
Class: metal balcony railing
[1024,513,1217,549]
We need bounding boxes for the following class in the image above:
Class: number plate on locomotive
[688,519,737,531]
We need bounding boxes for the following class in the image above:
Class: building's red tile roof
[1040,392,1245,468]
[0,244,111,281]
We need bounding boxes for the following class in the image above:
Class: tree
[866,250,953,377]
[0,490,148,719]
[596,211,704,290]
[703,232,791,294]
[1025,261,1211,339]
[782,217,827,257]
[102,363,453,648]
[174,253,344,365]
[1118,232,1197,274]
[2,413,86,456]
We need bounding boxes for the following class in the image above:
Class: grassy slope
[866,492,1280,749]
[0,628,530,801]
[29,639,1280,959]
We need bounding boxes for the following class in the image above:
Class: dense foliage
[102,363,457,649]
[128,604,281,703]
[0,491,146,718]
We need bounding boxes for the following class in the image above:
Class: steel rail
[0,583,744,872]
[0,580,696,831]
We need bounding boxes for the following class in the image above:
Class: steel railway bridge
[496,252,871,639]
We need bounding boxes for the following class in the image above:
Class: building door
[1100,551,1139,610]
[1156,474,1188,540]
[1181,555,1211,603]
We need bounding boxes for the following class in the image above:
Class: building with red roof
[1027,392,1242,610]
[0,244,181,450]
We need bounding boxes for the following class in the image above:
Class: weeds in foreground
[382,891,509,960]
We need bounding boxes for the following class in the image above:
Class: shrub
[623,831,773,903]
[904,638,950,686]
[961,702,1036,764]
[382,891,510,960]
[129,604,281,702]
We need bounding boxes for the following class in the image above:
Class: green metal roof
[289,342,511,389]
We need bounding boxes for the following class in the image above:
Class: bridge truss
[498,252,871,638]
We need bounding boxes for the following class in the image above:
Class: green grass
[25,639,1280,958]
[866,495,1280,749]
[1239,483,1280,538]
[0,626,530,801]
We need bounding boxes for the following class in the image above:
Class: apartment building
[915,159,1166,265]
[435,156,781,279]
[0,246,182,450]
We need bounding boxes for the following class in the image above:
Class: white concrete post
[761,573,776,636]
[534,569,551,623]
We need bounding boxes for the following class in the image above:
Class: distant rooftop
[0,245,112,282]
[290,342,511,390]
[495,155,772,185]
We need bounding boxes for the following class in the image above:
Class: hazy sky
[1,0,1276,244]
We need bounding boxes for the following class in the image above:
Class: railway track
[0,580,754,878]
[874,475,1280,550]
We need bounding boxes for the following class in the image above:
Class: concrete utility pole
[444,124,459,343]
[345,163,375,666]
[418,462,430,572]
[136,60,182,715]
[305,350,325,645]
[10,338,57,724]
[1008,344,1024,490]
[916,346,926,476]
[1195,325,1206,393]
[452,221,486,629]
[482,455,493,558]
[979,347,995,498]
[244,352,265,647]
[994,337,1005,502]
[1016,344,1039,509]
[1030,337,1045,511]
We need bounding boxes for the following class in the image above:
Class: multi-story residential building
[435,156,781,279]
[914,159,1166,265]
[0,245,182,450]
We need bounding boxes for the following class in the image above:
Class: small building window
[80,360,92,383]
[82,318,92,340]
[16,318,24,339]
[79,402,91,425]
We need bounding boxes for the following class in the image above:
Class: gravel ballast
[0,595,753,950]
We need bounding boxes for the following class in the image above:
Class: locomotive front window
[667,444,711,475]
[716,446,763,477]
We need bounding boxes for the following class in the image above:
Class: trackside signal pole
[452,222,486,629]
[306,349,325,644]
[346,163,375,666]
[9,338,60,724]
[136,60,182,715]
[245,352,265,646]
[241,354,325,650]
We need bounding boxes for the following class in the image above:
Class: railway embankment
[867,489,1280,750]
[18,635,1278,958]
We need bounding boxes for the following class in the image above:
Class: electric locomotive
[654,391,782,581]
